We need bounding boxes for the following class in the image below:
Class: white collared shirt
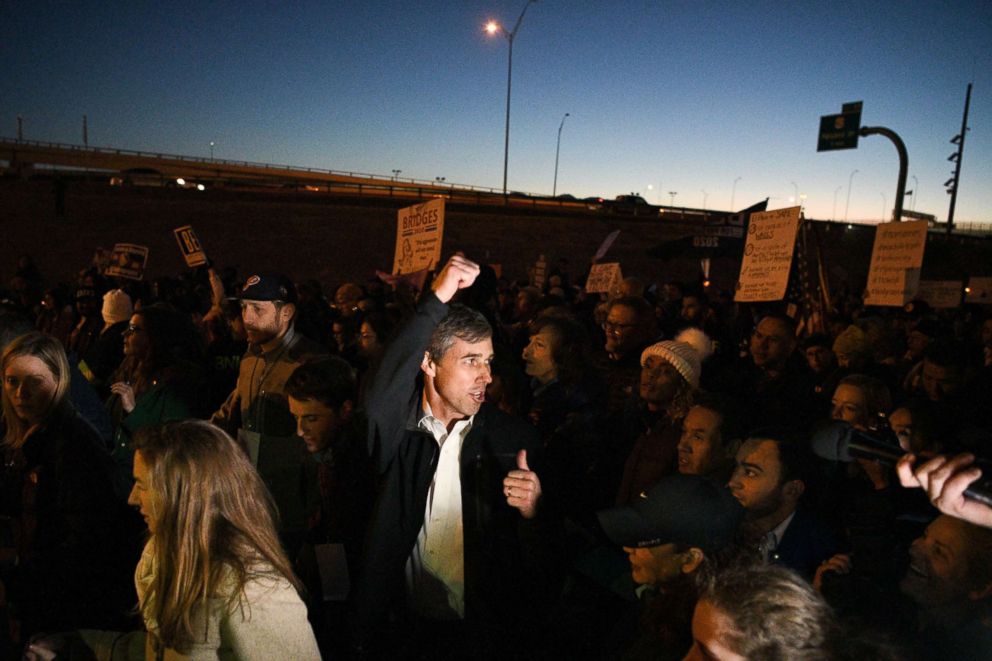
[405,396,474,619]
[760,510,797,563]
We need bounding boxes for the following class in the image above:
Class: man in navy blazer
[729,429,839,579]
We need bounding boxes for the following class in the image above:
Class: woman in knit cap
[615,328,713,505]
[81,288,134,395]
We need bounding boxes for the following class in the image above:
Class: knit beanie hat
[832,324,869,358]
[102,289,133,326]
[640,327,714,389]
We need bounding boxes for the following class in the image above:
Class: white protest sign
[863,221,928,307]
[531,254,547,290]
[916,281,962,309]
[966,277,992,305]
[173,225,208,267]
[733,206,801,302]
[393,198,445,274]
[586,262,622,294]
[104,243,149,281]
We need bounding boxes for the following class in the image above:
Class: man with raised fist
[354,253,552,657]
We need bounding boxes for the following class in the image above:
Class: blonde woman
[2,332,138,642]
[68,420,320,660]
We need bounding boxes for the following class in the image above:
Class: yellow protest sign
[734,207,801,302]
[863,221,928,307]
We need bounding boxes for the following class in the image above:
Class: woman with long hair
[2,332,139,644]
[71,420,320,659]
[106,305,202,483]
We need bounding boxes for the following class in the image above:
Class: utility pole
[945,83,972,235]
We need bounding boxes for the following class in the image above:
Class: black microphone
[811,421,992,507]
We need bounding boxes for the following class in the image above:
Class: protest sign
[734,206,801,302]
[586,262,622,294]
[393,198,445,274]
[104,243,149,280]
[916,281,962,309]
[863,221,928,307]
[531,254,547,290]
[173,225,208,267]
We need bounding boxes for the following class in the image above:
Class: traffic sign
[817,101,862,151]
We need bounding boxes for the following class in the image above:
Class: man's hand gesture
[432,253,480,304]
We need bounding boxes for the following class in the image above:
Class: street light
[485,0,539,196]
[911,175,919,210]
[844,169,859,223]
[552,112,569,197]
[701,189,708,211]
[669,191,677,206]
[209,141,215,160]
[730,176,742,211]
[832,185,842,221]
[391,169,402,180]
[435,176,446,183]
[790,181,798,206]
[880,192,887,223]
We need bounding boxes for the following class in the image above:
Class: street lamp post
[791,181,799,206]
[730,176,742,211]
[391,169,402,180]
[832,185,842,221]
[552,112,569,197]
[485,0,538,197]
[880,192,887,223]
[911,175,919,211]
[209,141,215,160]
[668,191,677,206]
[701,189,708,211]
[844,169,859,223]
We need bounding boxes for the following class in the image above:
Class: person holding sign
[354,253,555,657]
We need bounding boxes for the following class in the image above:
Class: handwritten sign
[966,277,992,305]
[916,281,962,309]
[586,262,622,294]
[393,198,445,274]
[173,225,208,267]
[863,221,928,307]
[734,206,801,302]
[104,243,149,281]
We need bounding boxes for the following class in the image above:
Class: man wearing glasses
[602,296,659,414]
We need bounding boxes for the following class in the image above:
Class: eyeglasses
[602,320,639,335]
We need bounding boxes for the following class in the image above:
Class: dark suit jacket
[354,293,555,640]
[772,504,841,579]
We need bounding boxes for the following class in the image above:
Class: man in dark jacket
[354,253,554,657]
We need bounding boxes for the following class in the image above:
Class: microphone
[811,421,992,507]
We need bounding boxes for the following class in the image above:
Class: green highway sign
[817,101,863,151]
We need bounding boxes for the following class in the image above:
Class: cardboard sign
[173,225,208,267]
[734,206,801,302]
[393,198,445,274]
[863,221,928,307]
[104,243,149,280]
[586,262,622,294]
[916,281,963,309]
[966,277,992,305]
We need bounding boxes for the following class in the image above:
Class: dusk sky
[3,1,990,224]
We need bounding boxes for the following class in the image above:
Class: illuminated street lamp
[552,112,569,196]
[209,141,215,160]
[485,0,539,196]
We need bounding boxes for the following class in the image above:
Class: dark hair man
[728,431,838,578]
[602,296,658,413]
[677,394,744,482]
[211,273,327,559]
[354,253,550,657]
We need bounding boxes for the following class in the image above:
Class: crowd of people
[2,248,992,660]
